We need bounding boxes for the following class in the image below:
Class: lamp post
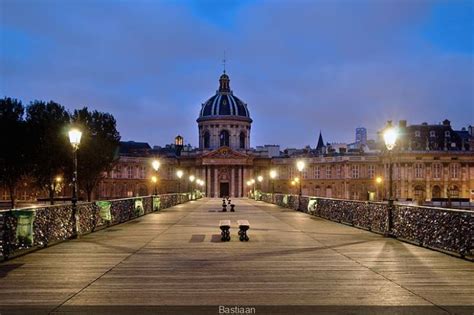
[176,169,183,193]
[68,128,82,237]
[383,124,398,235]
[151,176,158,195]
[151,159,160,195]
[189,175,195,198]
[375,176,383,201]
[250,178,256,198]
[296,160,305,210]
[270,169,277,202]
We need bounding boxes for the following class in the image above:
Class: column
[206,166,211,197]
[238,166,243,197]
[214,166,219,198]
[231,166,235,197]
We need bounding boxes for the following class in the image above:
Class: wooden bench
[219,220,231,241]
[237,220,250,242]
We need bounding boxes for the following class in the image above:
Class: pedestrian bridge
[0,198,473,314]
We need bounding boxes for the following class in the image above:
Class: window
[429,130,436,137]
[203,131,210,149]
[336,166,341,178]
[140,166,146,179]
[314,166,321,179]
[445,130,450,137]
[326,167,331,179]
[239,132,246,149]
[368,165,375,179]
[414,163,424,179]
[351,165,359,179]
[128,166,133,179]
[115,167,121,179]
[415,130,421,137]
[450,164,460,179]
[449,185,460,198]
[432,163,441,179]
[219,130,230,147]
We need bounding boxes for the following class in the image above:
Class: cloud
[1,0,472,148]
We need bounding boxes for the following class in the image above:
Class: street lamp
[151,176,158,195]
[269,169,277,202]
[250,178,256,197]
[68,128,82,237]
[189,175,195,197]
[375,176,383,201]
[151,159,160,194]
[176,169,183,193]
[296,160,305,210]
[383,123,398,235]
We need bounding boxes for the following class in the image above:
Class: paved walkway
[0,198,473,314]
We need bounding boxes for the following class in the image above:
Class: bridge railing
[260,193,473,258]
[0,192,198,261]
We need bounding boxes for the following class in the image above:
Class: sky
[1,0,473,148]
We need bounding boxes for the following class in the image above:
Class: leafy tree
[26,101,71,205]
[72,107,120,201]
[0,97,30,208]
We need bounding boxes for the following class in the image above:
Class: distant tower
[316,131,326,154]
[175,135,184,156]
[355,127,367,145]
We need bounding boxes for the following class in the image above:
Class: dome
[197,73,251,122]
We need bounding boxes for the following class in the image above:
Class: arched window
[220,130,230,147]
[239,132,246,149]
[203,131,210,149]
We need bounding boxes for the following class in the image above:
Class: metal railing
[0,192,198,261]
[260,193,473,258]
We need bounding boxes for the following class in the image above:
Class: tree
[26,101,71,205]
[0,97,30,208]
[72,107,120,201]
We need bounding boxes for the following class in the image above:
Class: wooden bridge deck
[0,198,473,314]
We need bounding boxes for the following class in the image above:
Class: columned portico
[199,147,253,198]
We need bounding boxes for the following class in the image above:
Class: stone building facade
[1,72,473,205]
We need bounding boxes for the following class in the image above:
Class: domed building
[197,72,252,151]
[193,72,255,197]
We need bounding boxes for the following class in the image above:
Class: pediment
[201,146,249,159]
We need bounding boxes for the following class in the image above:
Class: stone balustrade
[260,193,473,258]
[0,193,197,260]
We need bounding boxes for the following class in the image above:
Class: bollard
[230,204,235,212]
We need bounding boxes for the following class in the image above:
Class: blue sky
[1,0,473,148]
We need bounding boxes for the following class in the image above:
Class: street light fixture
[375,176,383,201]
[176,169,183,193]
[269,169,277,200]
[296,160,305,210]
[68,128,82,238]
[189,175,195,197]
[151,159,160,194]
[151,176,158,195]
[383,123,398,235]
